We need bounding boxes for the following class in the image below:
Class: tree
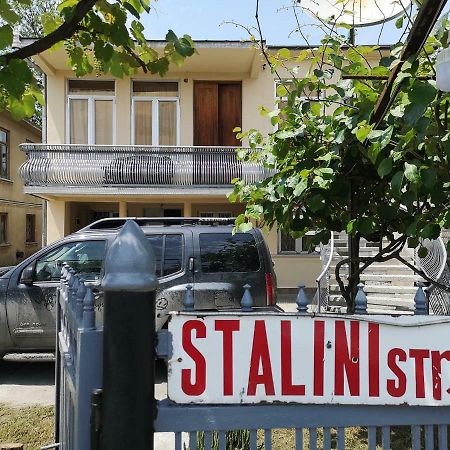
[0,0,195,120]
[229,7,450,312]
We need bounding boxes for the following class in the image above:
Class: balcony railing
[19,144,272,187]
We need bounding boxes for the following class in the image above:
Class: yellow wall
[0,112,42,266]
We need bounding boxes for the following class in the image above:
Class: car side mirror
[20,265,34,286]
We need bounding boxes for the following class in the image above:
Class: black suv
[0,218,277,357]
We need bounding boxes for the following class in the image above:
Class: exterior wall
[39,47,320,289]
[0,112,42,266]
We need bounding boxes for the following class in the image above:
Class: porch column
[119,201,127,217]
[46,200,69,244]
[183,202,192,217]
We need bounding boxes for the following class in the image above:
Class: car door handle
[188,257,194,272]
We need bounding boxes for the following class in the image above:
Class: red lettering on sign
[387,348,407,397]
[431,350,450,400]
[409,349,430,398]
[368,323,380,397]
[215,320,240,396]
[181,320,206,396]
[281,320,305,395]
[313,320,325,396]
[334,320,360,396]
[247,320,275,396]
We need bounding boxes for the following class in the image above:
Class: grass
[0,404,54,450]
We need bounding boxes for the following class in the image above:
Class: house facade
[21,41,322,292]
[0,111,42,267]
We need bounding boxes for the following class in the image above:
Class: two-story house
[19,40,322,296]
[0,111,42,267]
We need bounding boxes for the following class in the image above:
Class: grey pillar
[100,220,159,450]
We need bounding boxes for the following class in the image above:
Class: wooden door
[194,82,218,146]
[194,82,241,146]
[219,84,241,146]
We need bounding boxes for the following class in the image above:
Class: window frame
[0,213,7,244]
[25,214,36,243]
[277,230,318,255]
[131,80,180,146]
[66,80,116,145]
[146,233,184,279]
[0,127,9,180]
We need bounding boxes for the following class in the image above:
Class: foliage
[229,12,450,308]
[0,0,195,120]
[13,0,58,37]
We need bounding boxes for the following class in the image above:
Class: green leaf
[377,157,393,178]
[293,179,308,196]
[239,222,253,232]
[395,16,404,29]
[0,1,20,24]
[307,194,325,213]
[417,246,428,258]
[277,48,291,59]
[404,162,421,184]
[310,102,321,116]
[408,81,437,106]
[391,171,404,198]
[276,84,288,97]
[346,219,356,234]
[354,122,373,143]
[0,24,12,50]
[421,168,437,192]
[420,223,441,240]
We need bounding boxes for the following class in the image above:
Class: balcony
[19,144,271,196]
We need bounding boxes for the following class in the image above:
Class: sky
[140,0,411,46]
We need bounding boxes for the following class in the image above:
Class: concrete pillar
[47,200,68,244]
[183,202,192,217]
[116,78,131,145]
[119,201,127,217]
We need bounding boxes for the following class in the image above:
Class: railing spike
[355,283,367,315]
[414,282,428,315]
[296,284,308,313]
[183,284,195,311]
[82,287,96,330]
[241,284,253,312]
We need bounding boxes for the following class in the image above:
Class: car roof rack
[78,217,237,231]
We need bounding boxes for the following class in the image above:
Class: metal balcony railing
[19,144,272,187]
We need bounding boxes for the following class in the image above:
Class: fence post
[414,282,427,315]
[354,283,367,315]
[296,284,308,313]
[100,220,159,450]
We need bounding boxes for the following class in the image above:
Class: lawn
[0,405,54,450]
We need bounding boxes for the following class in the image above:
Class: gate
[53,220,450,450]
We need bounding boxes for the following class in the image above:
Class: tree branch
[2,0,98,63]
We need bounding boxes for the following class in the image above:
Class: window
[278,230,317,254]
[0,213,7,244]
[199,233,260,273]
[132,81,179,146]
[67,80,115,145]
[34,240,106,282]
[26,214,36,243]
[0,128,9,179]
[146,234,183,277]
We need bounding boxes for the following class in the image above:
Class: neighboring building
[21,40,327,293]
[0,111,42,267]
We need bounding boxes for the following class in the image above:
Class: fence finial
[296,284,308,313]
[82,287,96,330]
[67,268,76,306]
[76,278,87,323]
[183,284,195,311]
[414,282,427,315]
[101,220,158,292]
[241,284,253,312]
[355,283,367,314]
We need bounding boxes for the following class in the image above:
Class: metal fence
[55,265,102,450]
[52,220,450,450]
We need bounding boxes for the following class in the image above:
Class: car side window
[199,233,260,273]
[146,234,182,277]
[34,240,106,282]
